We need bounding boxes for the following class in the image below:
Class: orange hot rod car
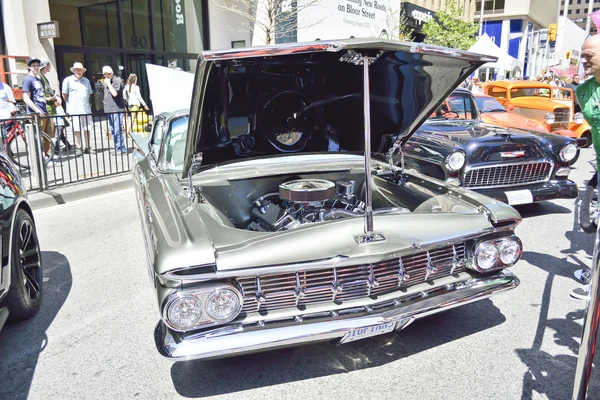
[483,80,592,147]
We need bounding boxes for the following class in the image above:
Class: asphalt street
[2,148,600,399]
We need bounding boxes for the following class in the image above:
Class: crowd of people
[0,58,149,163]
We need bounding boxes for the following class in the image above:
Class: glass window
[577,0,581,4]
[122,0,151,50]
[79,3,120,48]
[161,116,189,172]
[489,86,507,98]
[576,9,580,13]
[568,9,572,14]
[151,117,165,158]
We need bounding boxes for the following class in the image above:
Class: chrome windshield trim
[201,39,497,63]
[462,159,555,190]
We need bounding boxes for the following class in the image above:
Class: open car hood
[183,39,495,176]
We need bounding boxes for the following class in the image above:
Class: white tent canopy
[468,33,522,73]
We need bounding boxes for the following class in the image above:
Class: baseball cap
[27,56,41,66]
[102,66,113,74]
[39,58,50,68]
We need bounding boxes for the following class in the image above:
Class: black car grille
[237,244,467,314]
[463,162,552,189]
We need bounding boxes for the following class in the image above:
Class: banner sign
[37,21,60,40]
[591,10,600,31]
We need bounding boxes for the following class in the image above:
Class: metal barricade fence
[1,109,151,191]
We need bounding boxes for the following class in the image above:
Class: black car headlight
[163,284,243,332]
[559,143,578,162]
[471,237,522,272]
[445,151,466,172]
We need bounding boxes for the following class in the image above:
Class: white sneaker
[571,284,591,300]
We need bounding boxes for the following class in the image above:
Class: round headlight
[445,151,466,171]
[205,288,241,322]
[499,239,522,265]
[545,112,556,124]
[475,242,499,270]
[167,295,203,330]
[574,112,585,124]
[559,143,578,162]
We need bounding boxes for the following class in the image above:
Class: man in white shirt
[62,62,93,155]
[470,76,484,94]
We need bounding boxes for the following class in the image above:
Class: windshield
[510,87,552,98]
[430,92,477,120]
[474,97,506,113]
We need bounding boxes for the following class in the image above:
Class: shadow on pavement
[0,251,72,400]
[516,248,600,399]
[516,201,573,218]
[170,299,505,398]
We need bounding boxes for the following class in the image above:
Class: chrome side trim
[155,270,518,360]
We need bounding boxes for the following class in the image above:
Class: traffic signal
[566,51,571,60]
[548,23,557,42]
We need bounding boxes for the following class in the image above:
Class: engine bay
[248,178,409,232]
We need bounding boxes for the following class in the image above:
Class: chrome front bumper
[155,270,519,361]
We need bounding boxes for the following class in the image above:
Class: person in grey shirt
[565,74,581,112]
[102,66,126,153]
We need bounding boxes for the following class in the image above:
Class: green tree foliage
[422,0,479,50]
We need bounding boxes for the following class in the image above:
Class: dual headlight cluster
[163,284,243,332]
[472,237,522,272]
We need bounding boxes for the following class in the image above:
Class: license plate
[340,321,397,344]
[505,189,533,205]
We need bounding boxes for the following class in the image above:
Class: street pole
[478,0,485,37]
[586,0,594,34]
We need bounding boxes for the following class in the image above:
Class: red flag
[590,10,600,31]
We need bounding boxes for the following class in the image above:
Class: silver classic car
[132,39,523,361]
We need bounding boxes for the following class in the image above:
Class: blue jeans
[108,113,125,152]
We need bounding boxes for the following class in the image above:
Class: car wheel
[583,131,592,148]
[4,209,42,321]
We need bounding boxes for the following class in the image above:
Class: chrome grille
[553,107,570,122]
[550,108,570,130]
[463,162,552,189]
[238,244,466,314]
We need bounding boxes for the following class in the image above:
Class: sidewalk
[27,172,132,210]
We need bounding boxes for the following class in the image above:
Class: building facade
[476,0,560,79]
[560,0,598,34]
[1,0,251,111]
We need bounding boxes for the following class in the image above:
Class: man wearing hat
[22,57,54,160]
[22,57,46,115]
[62,62,93,155]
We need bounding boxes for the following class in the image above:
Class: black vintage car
[402,88,579,206]
[0,151,42,332]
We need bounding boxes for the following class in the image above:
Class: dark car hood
[183,39,494,175]
[412,120,570,162]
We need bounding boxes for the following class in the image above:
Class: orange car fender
[571,122,592,139]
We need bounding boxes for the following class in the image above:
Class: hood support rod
[355,56,386,245]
